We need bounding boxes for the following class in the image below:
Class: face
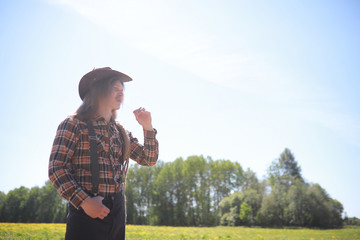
[99,80,124,111]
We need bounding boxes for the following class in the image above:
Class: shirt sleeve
[48,117,90,209]
[129,128,159,166]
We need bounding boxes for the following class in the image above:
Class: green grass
[0,223,359,240]
[0,223,65,240]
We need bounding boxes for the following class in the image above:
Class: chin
[115,104,122,110]
[113,101,122,110]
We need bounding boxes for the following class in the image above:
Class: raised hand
[133,107,153,131]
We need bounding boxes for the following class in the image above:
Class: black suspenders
[86,120,100,196]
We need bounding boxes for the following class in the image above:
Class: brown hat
[78,67,132,100]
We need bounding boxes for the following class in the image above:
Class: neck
[97,107,113,122]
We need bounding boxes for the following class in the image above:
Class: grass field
[0,223,359,240]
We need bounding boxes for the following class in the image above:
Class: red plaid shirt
[48,115,158,209]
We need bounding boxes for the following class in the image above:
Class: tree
[242,168,262,192]
[210,159,244,213]
[258,148,304,227]
[219,192,242,226]
[125,166,139,224]
[0,191,6,221]
[2,186,29,222]
[239,201,252,226]
[171,158,188,226]
[0,153,346,228]
[152,161,176,225]
[183,156,212,226]
[219,196,231,220]
[256,186,286,227]
[329,199,343,228]
[126,155,246,226]
[126,161,163,225]
[284,179,309,226]
[344,216,360,226]
[37,180,66,223]
[268,148,303,188]
[0,182,66,223]
[305,184,343,228]
[241,188,263,222]
[23,186,41,222]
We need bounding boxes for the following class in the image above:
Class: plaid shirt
[48,115,158,209]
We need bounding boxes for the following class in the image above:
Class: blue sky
[0,0,359,218]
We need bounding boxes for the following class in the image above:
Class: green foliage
[3,186,29,222]
[305,184,343,228]
[268,148,303,188]
[125,163,157,225]
[256,187,286,226]
[219,192,243,226]
[126,155,244,226]
[345,217,360,226]
[0,181,66,223]
[220,148,344,229]
[0,191,6,222]
[239,202,252,225]
[0,151,346,229]
[284,179,309,226]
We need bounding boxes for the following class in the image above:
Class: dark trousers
[65,192,125,240]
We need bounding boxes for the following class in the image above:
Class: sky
[0,0,359,218]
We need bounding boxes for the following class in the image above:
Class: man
[49,67,159,239]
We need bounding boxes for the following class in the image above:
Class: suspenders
[86,120,100,196]
[86,119,128,197]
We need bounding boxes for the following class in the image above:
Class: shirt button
[114,176,118,182]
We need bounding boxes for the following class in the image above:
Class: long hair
[75,78,123,121]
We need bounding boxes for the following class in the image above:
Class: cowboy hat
[79,67,132,100]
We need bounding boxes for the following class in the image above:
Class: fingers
[96,205,110,219]
[133,107,146,115]
[95,195,104,202]
[133,107,152,130]
[133,107,140,114]
[97,196,110,219]
[84,196,110,219]
[103,205,110,215]
[133,107,148,121]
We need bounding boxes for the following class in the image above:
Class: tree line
[125,155,243,226]
[219,149,344,228]
[0,149,357,228]
[0,181,66,223]
[124,149,344,228]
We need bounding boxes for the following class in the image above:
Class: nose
[117,90,124,97]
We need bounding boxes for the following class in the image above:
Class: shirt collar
[93,114,116,124]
